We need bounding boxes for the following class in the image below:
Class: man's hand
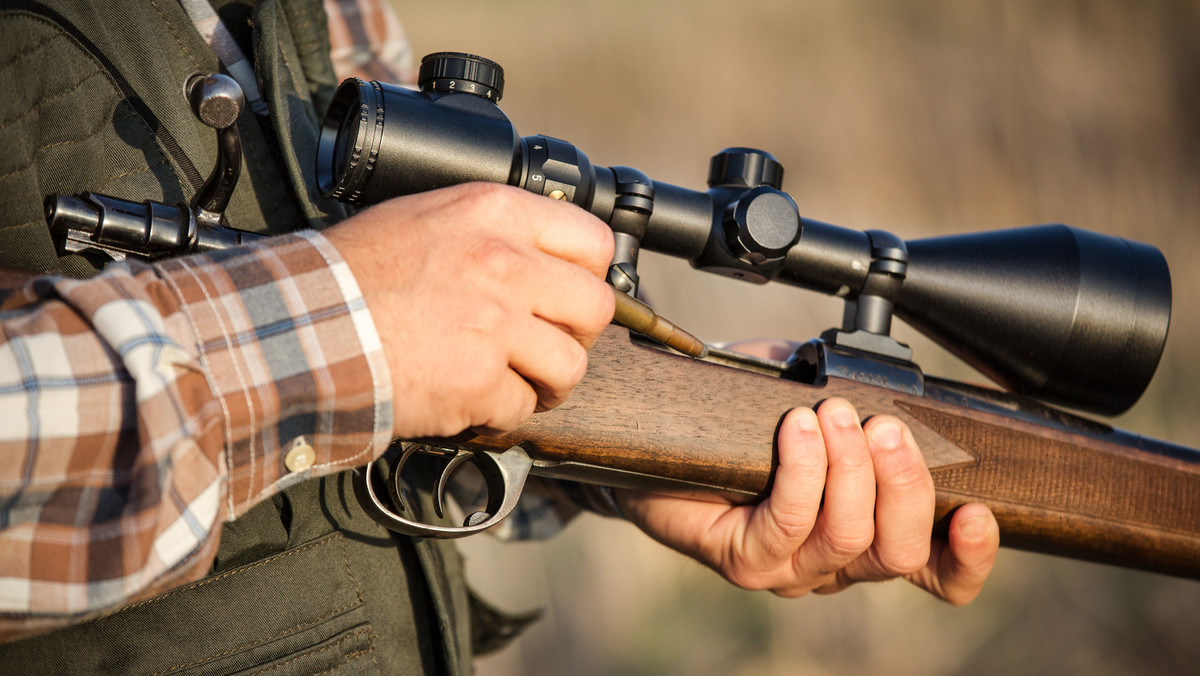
[325,183,615,438]
[618,399,1000,605]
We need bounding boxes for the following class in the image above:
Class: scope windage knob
[708,147,785,189]
[723,186,802,264]
[418,52,505,101]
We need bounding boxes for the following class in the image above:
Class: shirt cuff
[155,231,394,517]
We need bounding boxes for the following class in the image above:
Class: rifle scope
[316,52,1171,416]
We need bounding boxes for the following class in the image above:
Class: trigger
[434,451,475,519]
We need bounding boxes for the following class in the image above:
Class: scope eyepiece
[317,75,520,206]
[317,79,383,203]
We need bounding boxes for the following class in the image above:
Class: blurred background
[392,1,1200,674]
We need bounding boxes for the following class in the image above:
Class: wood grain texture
[459,326,1200,578]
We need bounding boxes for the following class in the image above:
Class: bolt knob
[186,73,244,130]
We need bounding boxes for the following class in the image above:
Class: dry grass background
[392,1,1200,673]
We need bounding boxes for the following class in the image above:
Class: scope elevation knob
[418,52,505,102]
[708,147,785,189]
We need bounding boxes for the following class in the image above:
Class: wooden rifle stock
[462,326,1200,579]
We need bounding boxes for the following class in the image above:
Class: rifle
[47,55,1200,579]
[322,53,1199,579]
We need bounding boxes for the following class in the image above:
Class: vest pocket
[222,623,378,676]
[0,532,381,675]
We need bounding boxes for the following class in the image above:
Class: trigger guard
[354,445,533,539]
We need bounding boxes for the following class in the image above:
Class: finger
[503,186,616,277]
[468,367,540,435]
[794,399,877,578]
[408,183,615,277]
[525,254,615,346]
[507,314,591,412]
[907,503,1000,605]
[842,417,934,582]
[736,408,829,571]
[635,407,830,591]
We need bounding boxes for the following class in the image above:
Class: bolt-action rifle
[48,55,1200,580]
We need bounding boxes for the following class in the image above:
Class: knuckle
[875,541,930,576]
[833,450,874,477]
[767,505,817,544]
[583,221,616,269]
[719,548,775,591]
[942,585,981,607]
[770,586,813,599]
[822,526,875,560]
[880,455,934,495]
[582,280,616,333]
[452,181,519,210]
[723,566,771,592]
[485,385,537,434]
[560,339,590,386]
[464,239,524,281]
[536,343,589,411]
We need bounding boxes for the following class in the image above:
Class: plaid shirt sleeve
[0,232,392,639]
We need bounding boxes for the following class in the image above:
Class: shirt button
[285,438,316,472]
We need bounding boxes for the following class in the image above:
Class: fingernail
[793,408,819,432]
[958,514,988,541]
[828,403,856,428]
[869,421,903,451]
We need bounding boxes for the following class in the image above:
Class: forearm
[0,231,392,638]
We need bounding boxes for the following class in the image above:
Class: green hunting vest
[0,1,523,672]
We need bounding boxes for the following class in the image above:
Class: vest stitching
[337,523,367,606]
[37,106,136,153]
[0,219,42,234]
[0,22,61,71]
[242,626,377,676]
[0,18,177,196]
[121,534,341,609]
[0,11,206,193]
[335,523,382,671]
[145,601,367,676]
[148,0,202,72]
[0,68,103,132]
[0,163,32,183]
